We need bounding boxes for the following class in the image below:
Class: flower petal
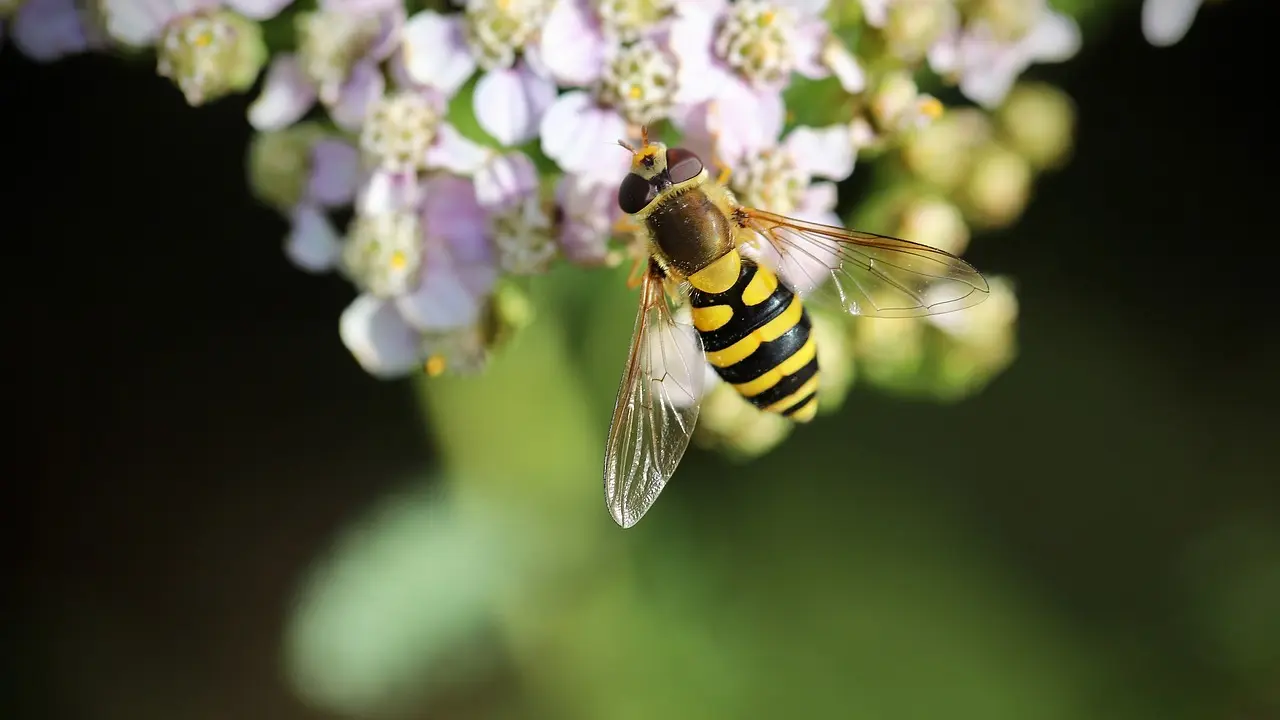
[538,0,606,87]
[780,0,828,15]
[395,250,483,331]
[286,203,343,273]
[670,8,727,105]
[424,123,490,175]
[420,175,497,300]
[474,151,538,210]
[102,0,217,46]
[339,294,424,378]
[402,10,477,97]
[1025,10,1082,63]
[555,173,617,266]
[1142,0,1203,47]
[708,79,784,167]
[473,63,557,146]
[784,125,855,182]
[791,18,829,79]
[248,54,317,131]
[223,0,292,19]
[308,139,361,207]
[822,38,866,93]
[329,61,385,131]
[539,90,630,180]
[358,170,423,215]
[11,0,97,61]
[859,0,890,27]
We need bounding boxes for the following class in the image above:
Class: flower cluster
[13,0,1168,457]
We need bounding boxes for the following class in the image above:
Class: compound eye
[618,173,657,214]
[665,147,704,184]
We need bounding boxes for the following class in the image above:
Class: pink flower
[669,0,833,166]
[3,0,107,62]
[338,174,500,377]
[554,173,622,267]
[249,0,404,132]
[927,0,1081,109]
[400,2,557,146]
[536,0,680,180]
[101,0,290,46]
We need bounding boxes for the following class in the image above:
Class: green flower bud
[901,107,993,191]
[156,10,267,106]
[811,309,856,415]
[969,0,1037,42]
[882,0,959,63]
[927,275,1019,398]
[694,384,794,461]
[962,142,1033,230]
[996,81,1077,171]
[247,122,330,213]
[852,316,927,389]
[897,195,971,256]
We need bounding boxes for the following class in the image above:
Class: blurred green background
[11,2,1279,719]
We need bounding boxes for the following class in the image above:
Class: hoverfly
[604,127,990,528]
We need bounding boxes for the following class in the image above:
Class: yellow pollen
[424,355,447,377]
[760,10,775,25]
[628,85,643,99]
[390,250,407,269]
[919,97,944,119]
[194,31,213,47]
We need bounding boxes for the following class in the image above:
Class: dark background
[10,2,1278,718]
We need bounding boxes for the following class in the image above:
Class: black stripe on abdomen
[712,314,812,385]
[689,260,794,352]
[745,356,819,409]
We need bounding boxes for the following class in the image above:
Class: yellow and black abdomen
[687,251,820,422]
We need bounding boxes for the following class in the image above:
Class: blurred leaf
[284,485,512,718]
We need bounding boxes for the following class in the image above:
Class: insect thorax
[646,186,735,278]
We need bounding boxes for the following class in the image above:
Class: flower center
[157,10,262,106]
[341,211,423,297]
[296,10,382,105]
[463,0,552,71]
[713,0,797,87]
[490,196,556,275]
[360,91,441,173]
[597,39,677,125]
[594,0,675,41]
[730,148,807,215]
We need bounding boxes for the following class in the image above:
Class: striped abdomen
[687,250,820,422]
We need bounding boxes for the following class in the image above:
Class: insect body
[604,128,991,529]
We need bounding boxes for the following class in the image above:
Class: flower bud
[927,275,1019,398]
[156,10,267,106]
[247,122,329,212]
[996,82,1076,170]
[970,0,1037,42]
[811,310,856,415]
[897,195,970,256]
[694,384,793,461]
[901,107,993,191]
[961,142,1033,230]
[852,316,926,389]
[881,0,959,63]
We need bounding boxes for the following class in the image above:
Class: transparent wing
[603,269,706,529]
[741,207,990,318]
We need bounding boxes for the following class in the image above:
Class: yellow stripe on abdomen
[686,259,821,424]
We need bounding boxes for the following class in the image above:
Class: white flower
[400,1,558,146]
[928,0,1080,109]
[1142,0,1203,48]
